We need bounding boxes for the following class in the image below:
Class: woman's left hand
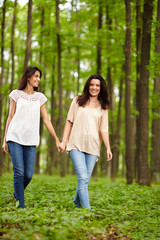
[106,148,112,161]
[58,141,66,153]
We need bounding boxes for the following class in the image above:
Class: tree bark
[76,0,80,94]
[0,0,7,175]
[35,6,45,174]
[97,1,102,74]
[124,0,133,184]
[56,0,65,177]
[150,0,160,180]
[112,74,123,181]
[135,0,142,182]
[24,0,32,69]
[137,0,154,186]
[48,62,56,175]
[92,1,103,178]
[10,0,17,92]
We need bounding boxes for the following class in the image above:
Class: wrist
[55,138,60,143]
[62,139,67,144]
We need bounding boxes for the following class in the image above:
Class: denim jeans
[70,149,98,209]
[8,141,36,208]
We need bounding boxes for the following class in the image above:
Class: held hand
[2,141,9,154]
[58,141,66,153]
[106,148,112,161]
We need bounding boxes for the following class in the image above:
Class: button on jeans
[8,141,36,208]
[70,149,98,209]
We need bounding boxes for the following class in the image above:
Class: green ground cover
[0,174,160,240]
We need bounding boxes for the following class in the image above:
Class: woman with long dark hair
[2,65,60,208]
[59,74,112,209]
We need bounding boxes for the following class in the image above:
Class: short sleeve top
[6,89,47,146]
[66,97,108,157]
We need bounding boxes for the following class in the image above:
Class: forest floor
[0,174,160,240]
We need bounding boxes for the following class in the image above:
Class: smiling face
[28,71,41,89]
[89,78,101,98]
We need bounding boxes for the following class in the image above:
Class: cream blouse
[66,97,109,157]
[6,90,47,146]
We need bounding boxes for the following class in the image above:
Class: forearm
[3,117,12,143]
[61,120,73,144]
[43,119,59,142]
[101,131,111,150]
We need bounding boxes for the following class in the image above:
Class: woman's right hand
[2,141,9,154]
[58,141,66,153]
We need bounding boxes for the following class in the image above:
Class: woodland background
[0,0,160,186]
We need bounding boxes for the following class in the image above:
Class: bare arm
[59,120,73,153]
[101,131,112,161]
[2,98,16,153]
[40,103,60,148]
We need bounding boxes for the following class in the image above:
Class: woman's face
[28,71,40,88]
[89,79,101,98]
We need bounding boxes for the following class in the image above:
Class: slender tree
[10,0,17,91]
[135,0,142,181]
[0,0,7,175]
[137,0,154,186]
[112,72,124,181]
[35,6,45,174]
[56,0,65,177]
[124,0,133,184]
[48,61,56,175]
[150,0,160,180]
[97,1,102,74]
[24,0,32,68]
[76,0,80,94]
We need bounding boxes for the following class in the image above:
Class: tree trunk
[76,0,80,94]
[96,1,102,74]
[0,0,7,175]
[150,0,160,181]
[24,0,32,69]
[48,63,56,175]
[10,0,17,92]
[35,6,45,174]
[137,0,153,186]
[92,1,103,178]
[56,0,65,177]
[135,0,142,182]
[105,5,116,179]
[3,63,10,171]
[112,74,123,181]
[124,0,133,184]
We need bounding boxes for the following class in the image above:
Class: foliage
[0,174,160,239]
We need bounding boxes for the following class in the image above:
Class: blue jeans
[8,141,36,208]
[70,149,98,209]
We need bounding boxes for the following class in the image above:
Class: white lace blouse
[6,90,47,146]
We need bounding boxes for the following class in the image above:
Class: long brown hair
[18,65,42,91]
[77,74,110,109]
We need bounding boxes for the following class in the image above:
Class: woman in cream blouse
[59,74,112,209]
[2,65,60,208]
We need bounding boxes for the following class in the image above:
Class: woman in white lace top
[2,65,60,208]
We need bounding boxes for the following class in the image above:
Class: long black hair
[18,65,42,91]
[77,74,110,109]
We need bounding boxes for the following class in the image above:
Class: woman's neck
[23,86,34,95]
[89,96,99,102]
[87,97,100,108]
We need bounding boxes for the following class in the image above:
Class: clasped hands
[58,141,66,153]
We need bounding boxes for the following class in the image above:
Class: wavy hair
[77,74,110,109]
[18,65,42,91]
